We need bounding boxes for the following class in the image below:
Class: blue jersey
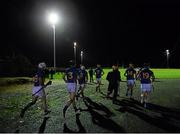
[33,69,45,86]
[124,68,136,80]
[65,66,77,83]
[140,68,154,84]
[78,69,88,84]
[95,67,104,78]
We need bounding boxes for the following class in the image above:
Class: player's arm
[38,77,44,86]
[134,70,137,79]
[62,72,67,83]
[124,70,127,77]
[118,71,121,82]
[101,69,105,76]
[138,71,142,81]
[85,71,88,83]
[94,69,96,75]
[151,72,155,82]
[106,72,110,81]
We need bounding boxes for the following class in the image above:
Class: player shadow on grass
[38,116,50,133]
[114,98,180,132]
[63,113,86,133]
[78,97,125,133]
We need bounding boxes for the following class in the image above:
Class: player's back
[125,68,136,80]
[95,67,103,78]
[140,68,153,84]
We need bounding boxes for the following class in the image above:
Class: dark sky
[1,0,180,67]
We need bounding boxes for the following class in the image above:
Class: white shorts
[127,80,135,86]
[67,83,77,93]
[141,84,152,92]
[32,86,44,97]
[96,78,101,82]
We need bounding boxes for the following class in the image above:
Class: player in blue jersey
[20,62,51,118]
[139,63,155,108]
[77,65,88,99]
[124,63,136,98]
[94,64,104,92]
[63,62,79,120]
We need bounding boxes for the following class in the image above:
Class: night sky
[1,0,180,68]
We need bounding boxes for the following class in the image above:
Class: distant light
[74,42,77,48]
[81,51,83,56]
[166,49,170,55]
[48,12,59,25]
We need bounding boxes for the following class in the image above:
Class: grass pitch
[0,69,180,132]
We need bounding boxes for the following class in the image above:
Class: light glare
[49,12,58,25]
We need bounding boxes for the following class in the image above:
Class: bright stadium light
[166,49,170,68]
[47,12,59,70]
[48,12,58,25]
[80,51,83,64]
[74,42,77,65]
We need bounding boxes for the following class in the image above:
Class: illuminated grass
[0,78,180,132]
[52,68,180,80]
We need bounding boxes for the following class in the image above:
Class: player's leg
[76,84,81,100]
[126,86,130,96]
[117,81,120,96]
[98,79,101,92]
[140,84,144,104]
[143,84,151,108]
[41,89,51,115]
[63,94,73,119]
[107,83,113,98]
[80,84,85,98]
[143,91,148,108]
[90,76,92,83]
[63,84,73,119]
[112,86,118,103]
[130,80,135,97]
[63,83,77,118]
[96,78,100,92]
[20,96,38,118]
[71,92,78,113]
[126,81,130,96]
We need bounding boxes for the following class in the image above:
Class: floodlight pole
[80,51,83,64]
[166,49,170,68]
[74,42,77,65]
[53,25,56,71]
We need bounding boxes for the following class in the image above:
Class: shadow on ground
[114,98,180,132]
[63,113,86,133]
[38,116,50,133]
[78,96,125,133]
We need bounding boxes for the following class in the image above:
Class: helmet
[80,65,85,70]
[38,62,46,69]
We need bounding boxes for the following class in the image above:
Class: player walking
[63,62,79,120]
[94,64,104,92]
[20,62,51,118]
[124,63,136,98]
[77,65,88,99]
[139,63,155,108]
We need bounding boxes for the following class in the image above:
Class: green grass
[52,68,180,80]
[0,77,180,132]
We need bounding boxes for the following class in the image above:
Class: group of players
[20,61,155,122]
[106,63,155,109]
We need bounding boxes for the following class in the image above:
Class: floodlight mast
[74,42,77,65]
[80,51,83,64]
[48,12,58,70]
[166,49,170,68]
